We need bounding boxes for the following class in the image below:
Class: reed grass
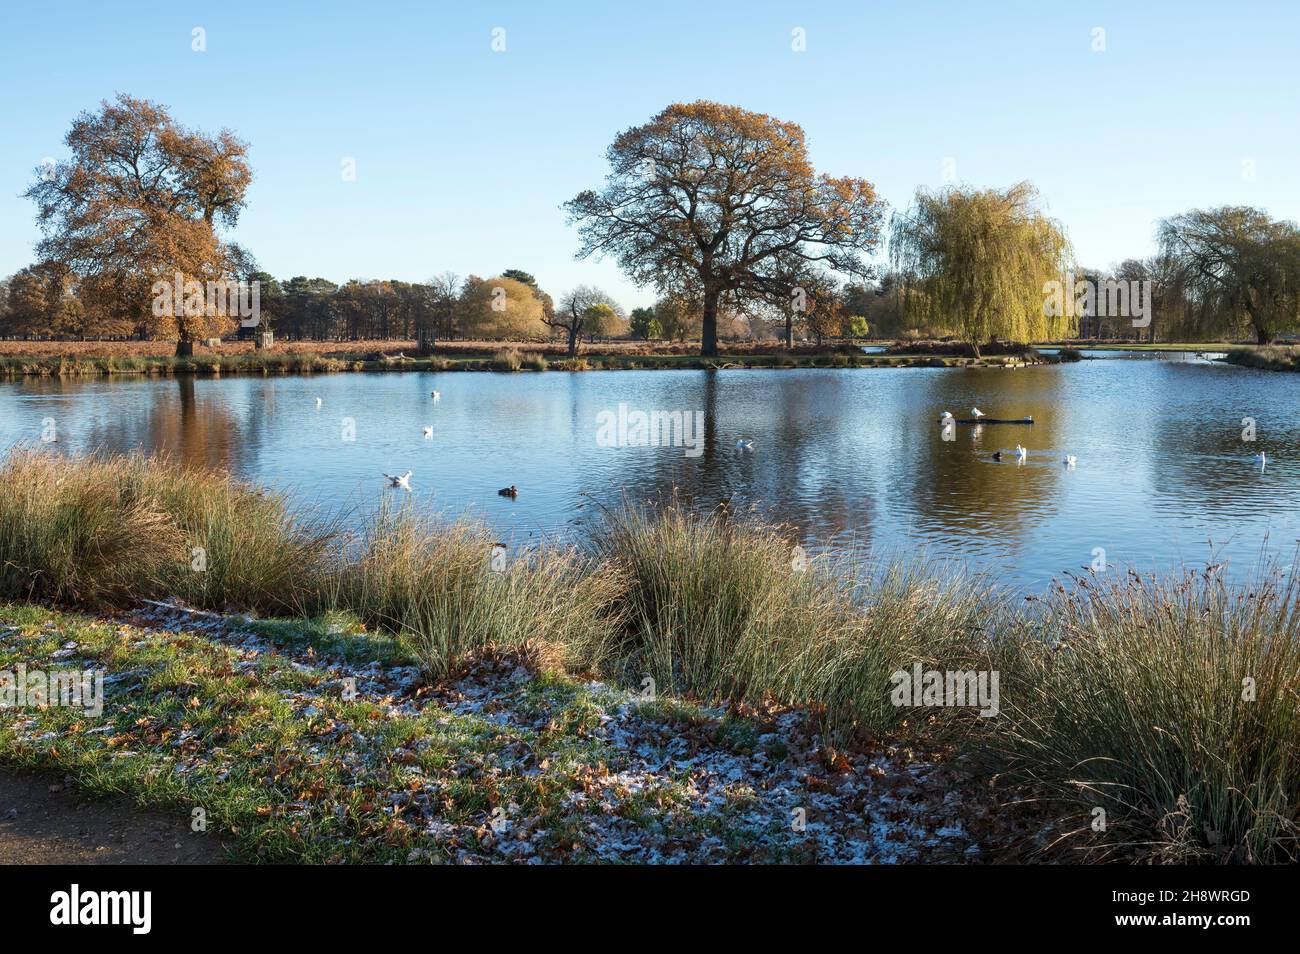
[1,450,1296,861]
[975,570,1300,862]
[589,503,993,737]
[324,503,622,676]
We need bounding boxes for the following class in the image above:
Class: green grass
[1,451,1297,862]
[0,601,772,863]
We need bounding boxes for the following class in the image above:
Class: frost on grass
[0,602,1002,864]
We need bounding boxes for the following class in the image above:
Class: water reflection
[1,356,1296,587]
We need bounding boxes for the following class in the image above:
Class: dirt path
[0,767,227,864]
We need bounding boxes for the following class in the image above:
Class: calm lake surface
[2,352,1297,589]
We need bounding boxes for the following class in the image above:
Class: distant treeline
[7,94,1297,353]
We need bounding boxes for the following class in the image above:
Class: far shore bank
[0,337,1269,378]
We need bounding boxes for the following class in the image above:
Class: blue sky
[2,0,1297,308]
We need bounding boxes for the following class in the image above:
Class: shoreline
[0,343,1162,378]
[0,350,1044,377]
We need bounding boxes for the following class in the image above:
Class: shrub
[491,348,524,372]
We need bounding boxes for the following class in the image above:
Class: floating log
[955,416,1033,425]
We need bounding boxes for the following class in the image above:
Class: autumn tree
[1157,206,1300,344]
[564,101,886,356]
[547,285,619,356]
[459,275,547,340]
[800,274,845,345]
[890,182,1073,356]
[2,263,83,337]
[25,94,252,354]
[653,295,701,341]
[584,302,628,340]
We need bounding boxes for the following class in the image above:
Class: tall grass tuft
[327,502,623,676]
[491,348,524,372]
[979,570,1300,862]
[0,452,182,605]
[592,503,992,738]
[0,451,330,611]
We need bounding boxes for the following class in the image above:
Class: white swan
[315,397,322,408]
[422,426,433,438]
[1016,444,1028,461]
[971,407,985,418]
[431,390,441,401]
[383,471,412,490]
[1256,451,1267,469]
[736,439,754,451]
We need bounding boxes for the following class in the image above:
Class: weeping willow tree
[890,182,1073,356]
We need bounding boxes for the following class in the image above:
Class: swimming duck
[383,471,412,490]
[992,451,1002,461]
[498,485,518,497]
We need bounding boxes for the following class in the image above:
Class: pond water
[2,352,1296,589]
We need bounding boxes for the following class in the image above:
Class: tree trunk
[701,290,719,357]
[567,324,579,359]
[970,341,981,360]
[1256,326,1274,345]
[175,339,194,357]
[784,313,793,348]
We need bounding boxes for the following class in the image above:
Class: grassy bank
[1,451,1296,863]
[1222,345,1300,372]
[0,341,1048,377]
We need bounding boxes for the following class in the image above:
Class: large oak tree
[25,94,252,354]
[564,101,886,356]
